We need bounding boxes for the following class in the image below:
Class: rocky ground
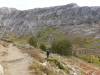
[0,41,99,75]
[0,43,33,75]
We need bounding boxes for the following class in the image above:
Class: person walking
[46,49,50,59]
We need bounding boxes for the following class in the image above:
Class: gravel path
[0,44,33,75]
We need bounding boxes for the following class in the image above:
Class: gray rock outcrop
[0,3,100,37]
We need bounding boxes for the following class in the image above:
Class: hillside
[0,3,100,38]
[0,41,100,75]
[0,3,100,75]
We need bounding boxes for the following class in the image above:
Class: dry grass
[29,61,58,75]
[20,46,45,62]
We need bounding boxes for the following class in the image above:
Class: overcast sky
[0,0,100,10]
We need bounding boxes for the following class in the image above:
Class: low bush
[39,44,46,51]
[51,39,72,56]
[28,36,37,47]
[79,55,100,66]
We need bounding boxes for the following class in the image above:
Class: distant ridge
[0,3,99,38]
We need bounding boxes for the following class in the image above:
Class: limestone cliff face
[0,3,100,37]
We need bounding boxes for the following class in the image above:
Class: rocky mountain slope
[0,3,100,37]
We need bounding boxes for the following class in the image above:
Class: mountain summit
[0,3,99,37]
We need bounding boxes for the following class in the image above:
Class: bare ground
[0,44,33,75]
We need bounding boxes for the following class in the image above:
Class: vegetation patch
[79,55,100,66]
[51,39,72,56]
[47,58,65,70]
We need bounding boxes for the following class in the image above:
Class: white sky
[0,0,100,10]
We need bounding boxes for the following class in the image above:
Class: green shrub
[40,44,46,51]
[29,36,37,47]
[51,39,72,56]
[79,55,100,66]
[80,55,92,63]
[48,58,65,70]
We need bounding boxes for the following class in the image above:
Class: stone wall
[73,48,100,56]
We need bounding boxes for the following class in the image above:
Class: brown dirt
[0,44,33,75]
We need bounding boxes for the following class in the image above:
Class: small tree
[51,39,72,56]
[29,36,37,47]
[39,43,46,51]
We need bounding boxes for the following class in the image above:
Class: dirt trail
[0,43,100,75]
[0,44,33,75]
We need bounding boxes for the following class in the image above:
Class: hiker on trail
[46,49,50,59]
